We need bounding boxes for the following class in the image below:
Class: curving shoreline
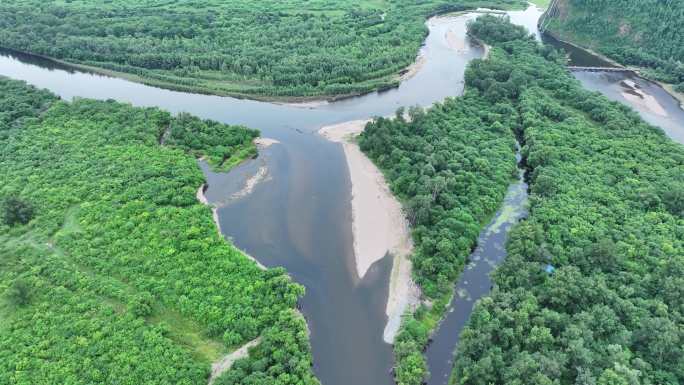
[197,182,267,271]
[319,119,421,343]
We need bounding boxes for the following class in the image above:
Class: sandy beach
[400,53,427,81]
[319,119,420,343]
[197,184,222,236]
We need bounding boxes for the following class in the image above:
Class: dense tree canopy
[360,13,683,385]
[547,0,684,88]
[0,0,524,99]
[0,77,316,385]
[452,15,684,385]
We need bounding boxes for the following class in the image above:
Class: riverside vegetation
[362,14,683,385]
[0,0,525,99]
[358,17,531,384]
[452,16,683,385]
[0,77,318,385]
[544,0,684,93]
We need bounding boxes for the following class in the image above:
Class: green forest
[0,0,524,99]
[452,15,683,385]
[0,78,317,385]
[545,0,684,91]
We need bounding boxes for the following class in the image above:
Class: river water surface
[1,5,683,385]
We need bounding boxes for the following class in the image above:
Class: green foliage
[1,197,34,226]
[0,0,525,98]
[166,112,258,169]
[393,316,431,385]
[453,15,684,385]
[547,0,684,84]
[0,77,315,384]
[467,14,532,43]
[129,291,154,318]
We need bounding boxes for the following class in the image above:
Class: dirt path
[208,337,262,385]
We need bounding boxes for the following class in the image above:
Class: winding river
[1,4,682,385]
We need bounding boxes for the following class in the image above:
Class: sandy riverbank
[197,184,222,236]
[400,53,427,81]
[319,119,420,343]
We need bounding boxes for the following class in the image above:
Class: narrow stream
[424,147,528,385]
[1,4,682,385]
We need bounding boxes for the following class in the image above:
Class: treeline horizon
[0,0,526,99]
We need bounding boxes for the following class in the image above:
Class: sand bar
[319,119,420,343]
[275,100,329,109]
[621,87,668,117]
[445,29,468,52]
[229,165,270,201]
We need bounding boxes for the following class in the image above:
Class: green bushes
[546,0,684,85]
[215,310,318,385]
[359,97,518,299]
[0,77,316,384]
[4,278,32,306]
[0,0,525,98]
[362,13,683,385]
